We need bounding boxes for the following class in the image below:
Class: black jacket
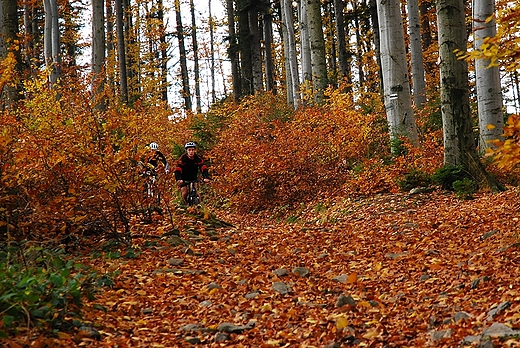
[174,153,209,181]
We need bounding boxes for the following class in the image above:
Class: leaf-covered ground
[20,188,520,347]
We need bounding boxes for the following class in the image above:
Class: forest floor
[8,187,520,347]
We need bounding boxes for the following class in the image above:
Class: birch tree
[407,0,427,107]
[114,0,128,103]
[473,0,504,150]
[191,0,202,112]
[92,0,105,109]
[436,0,502,190]
[376,0,418,148]
[43,0,61,85]
[306,0,327,103]
[281,0,300,108]
[298,0,312,84]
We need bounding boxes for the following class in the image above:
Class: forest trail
[34,188,520,347]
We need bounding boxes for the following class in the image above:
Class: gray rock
[199,300,212,307]
[214,332,230,342]
[477,341,495,348]
[207,282,222,290]
[185,336,201,344]
[292,267,309,277]
[217,320,255,333]
[78,326,101,340]
[272,281,291,295]
[487,301,511,321]
[336,294,356,308]
[244,292,260,299]
[168,258,184,266]
[332,274,348,283]
[430,329,452,341]
[273,268,289,277]
[481,230,499,240]
[482,322,519,337]
[453,311,472,322]
[141,308,153,314]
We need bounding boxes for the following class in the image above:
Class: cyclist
[174,142,210,203]
[142,142,169,174]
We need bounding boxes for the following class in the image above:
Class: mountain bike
[181,180,204,206]
[138,162,161,206]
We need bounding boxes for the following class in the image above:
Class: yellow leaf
[336,316,349,329]
[374,262,382,272]
[358,300,372,308]
[57,332,71,339]
[486,123,496,130]
[306,317,318,324]
[137,290,147,296]
[362,329,380,339]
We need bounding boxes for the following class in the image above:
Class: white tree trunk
[43,0,61,85]
[407,0,427,107]
[306,0,327,103]
[281,0,300,108]
[473,0,504,150]
[298,0,312,83]
[377,0,418,147]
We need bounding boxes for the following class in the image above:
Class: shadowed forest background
[1,0,520,346]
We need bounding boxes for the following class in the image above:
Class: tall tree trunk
[473,0,503,150]
[209,0,216,105]
[92,0,106,110]
[191,0,202,112]
[114,0,128,103]
[238,0,253,96]
[377,0,418,148]
[1,0,23,109]
[407,0,427,107]
[249,5,263,93]
[299,0,312,84]
[354,3,366,88]
[174,0,192,110]
[226,0,241,101]
[334,0,352,91]
[306,0,327,103]
[158,0,168,102]
[436,0,503,191]
[281,0,300,108]
[263,6,275,93]
[43,0,61,86]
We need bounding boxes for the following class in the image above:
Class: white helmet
[184,142,196,149]
[149,142,159,150]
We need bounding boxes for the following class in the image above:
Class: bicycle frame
[181,180,203,206]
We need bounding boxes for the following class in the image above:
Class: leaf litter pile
[56,189,520,346]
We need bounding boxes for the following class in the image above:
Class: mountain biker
[142,142,169,175]
[174,142,210,203]
[139,143,170,178]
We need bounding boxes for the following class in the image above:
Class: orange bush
[1,73,181,243]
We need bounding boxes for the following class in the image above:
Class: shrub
[431,164,470,190]
[396,167,432,191]
[0,242,109,338]
[452,178,476,199]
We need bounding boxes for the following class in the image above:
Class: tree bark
[43,0,61,86]
[377,0,418,148]
[92,0,106,109]
[226,0,241,101]
[1,0,23,109]
[249,6,263,93]
[299,0,312,84]
[334,0,352,91]
[114,0,128,103]
[407,0,427,107]
[174,0,192,110]
[191,0,202,112]
[436,0,503,191]
[281,0,300,108]
[306,0,327,103]
[473,0,504,150]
